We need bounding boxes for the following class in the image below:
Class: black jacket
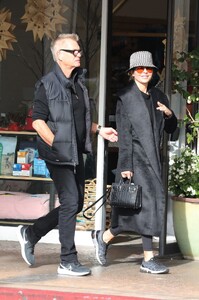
[112,81,177,236]
[34,64,92,166]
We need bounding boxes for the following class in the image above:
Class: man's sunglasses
[60,49,83,57]
[134,67,153,74]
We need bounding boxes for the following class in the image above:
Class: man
[17,33,117,276]
[17,127,116,270]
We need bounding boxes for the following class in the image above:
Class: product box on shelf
[24,147,36,164]
[0,136,17,175]
[21,163,32,176]
[17,151,29,164]
[13,163,32,177]
[12,163,22,176]
[33,158,50,178]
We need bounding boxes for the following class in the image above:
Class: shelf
[0,175,52,181]
[0,220,34,226]
[0,131,37,135]
[0,131,51,181]
[0,130,56,218]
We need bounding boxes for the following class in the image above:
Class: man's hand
[32,119,54,146]
[99,127,118,142]
[91,123,118,142]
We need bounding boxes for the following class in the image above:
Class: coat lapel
[120,82,162,182]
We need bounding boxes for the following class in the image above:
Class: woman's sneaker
[91,230,108,265]
[140,257,169,274]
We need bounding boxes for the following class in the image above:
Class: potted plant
[168,145,199,260]
[169,147,199,260]
[169,49,199,260]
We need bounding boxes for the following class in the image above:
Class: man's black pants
[28,153,85,263]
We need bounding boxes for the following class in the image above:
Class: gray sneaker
[57,262,91,276]
[140,257,169,274]
[91,230,108,265]
[17,225,35,266]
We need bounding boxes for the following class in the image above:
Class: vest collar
[53,63,86,89]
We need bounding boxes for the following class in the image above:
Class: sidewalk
[0,234,199,300]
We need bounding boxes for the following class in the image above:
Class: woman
[92,51,177,274]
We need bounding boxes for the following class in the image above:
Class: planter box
[172,196,199,260]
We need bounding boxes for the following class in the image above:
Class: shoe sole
[17,225,34,266]
[91,230,106,266]
[57,266,91,276]
[140,266,169,274]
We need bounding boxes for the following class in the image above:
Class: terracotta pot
[172,196,199,260]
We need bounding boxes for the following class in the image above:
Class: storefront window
[0,0,103,178]
[0,0,102,136]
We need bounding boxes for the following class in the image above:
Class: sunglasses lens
[135,67,153,73]
[73,50,82,56]
[146,68,153,73]
[135,67,144,73]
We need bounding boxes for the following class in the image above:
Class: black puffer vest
[34,64,92,166]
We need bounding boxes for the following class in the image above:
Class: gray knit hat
[128,51,157,71]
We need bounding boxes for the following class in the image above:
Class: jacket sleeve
[32,83,50,122]
[116,99,133,172]
[155,89,178,134]
[164,112,178,134]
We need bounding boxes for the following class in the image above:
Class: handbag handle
[83,187,111,220]
[119,177,132,186]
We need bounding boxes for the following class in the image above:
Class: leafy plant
[169,147,199,198]
[184,111,199,144]
[172,48,199,103]
[172,48,199,147]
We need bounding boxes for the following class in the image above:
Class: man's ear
[57,51,63,61]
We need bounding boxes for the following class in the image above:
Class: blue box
[12,163,22,176]
[33,158,50,178]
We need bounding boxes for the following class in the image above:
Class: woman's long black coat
[111,82,177,237]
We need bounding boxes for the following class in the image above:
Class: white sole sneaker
[57,263,91,276]
[17,225,35,266]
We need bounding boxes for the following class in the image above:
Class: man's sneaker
[91,230,108,265]
[140,257,169,274]
[17,225,35,266]
[57,262,91,276]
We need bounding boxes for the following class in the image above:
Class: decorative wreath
[21,0,68,41]
[0,8,17,61]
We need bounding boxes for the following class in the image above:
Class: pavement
[0,233,199,300]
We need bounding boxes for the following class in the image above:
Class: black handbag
[110,178,142,209]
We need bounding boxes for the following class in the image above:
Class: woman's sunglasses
[134,67,153,74]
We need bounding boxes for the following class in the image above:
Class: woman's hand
[121,171,133,179]
[156,101,172,117]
